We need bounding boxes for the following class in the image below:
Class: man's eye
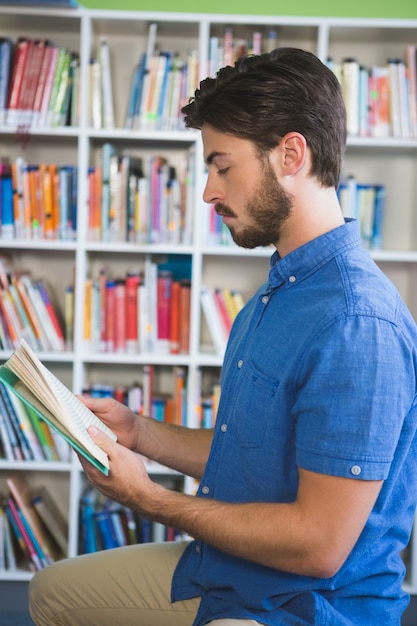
[217,167,229,175]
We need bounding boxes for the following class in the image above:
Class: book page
[0,368,110,472]
[2,339,117,467]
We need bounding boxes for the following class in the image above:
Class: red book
[35,279,65,351]
[125,271,140,354]
[157,270,172,353]
[105,280,116,352]
[98,267,107,352]
[32,41,55,126]
[114,279,126,353]
[21,39,46,126]
[6,37,30,126]
[214,287,232,334]
[6,496,42,571]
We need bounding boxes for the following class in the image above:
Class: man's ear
[278,132,307,176]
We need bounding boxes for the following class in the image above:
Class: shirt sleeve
[294,313,415,480]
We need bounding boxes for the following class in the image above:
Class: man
[30,48,417,626]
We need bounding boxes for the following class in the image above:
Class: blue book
[157,51,173,129]
[70,165,77,236]
[80,491,98,554]
[0,175,14,239]
[372,185,386,250]
[132,53,147,129]
[94,509,118,550]
[0,39,13,125]
[126,55,145,129]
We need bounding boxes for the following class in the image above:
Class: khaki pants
[29,540,262,626]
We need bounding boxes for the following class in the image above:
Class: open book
[0,339,117,475]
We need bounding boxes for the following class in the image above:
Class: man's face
[202,125,293,249]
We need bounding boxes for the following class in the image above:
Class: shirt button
[289,275,296,283]
[351,465,362,476]
[221,423,227,432]
[262,295,269,304]
[202,485,210,494]
[195,544,201,554]
[238,359,243,368]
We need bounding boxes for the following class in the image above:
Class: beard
[215,161,293,249]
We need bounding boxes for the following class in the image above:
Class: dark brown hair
[182,47,347,188]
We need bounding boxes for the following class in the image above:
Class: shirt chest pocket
[230,360,279,447]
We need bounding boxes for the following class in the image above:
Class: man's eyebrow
[205,151,229,165]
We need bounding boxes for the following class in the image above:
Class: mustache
[214,203,237,218]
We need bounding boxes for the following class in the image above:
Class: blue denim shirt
[172,220,417,625]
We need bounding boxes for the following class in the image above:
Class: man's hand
[78,425,155,512]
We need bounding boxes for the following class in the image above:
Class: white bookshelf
[1,5,417,591]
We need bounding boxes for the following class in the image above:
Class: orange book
[28,166,40,237]
[83,279,92,348]
[88,167,102,241]
[174,366,185,426]
[179,278,191,354]
[87,167,96,240]
[0,290,19,347]
[41,164,55,239]
[169,280,180,354]
[22,164,32,238]
[94,167,102,238]
[164,397,174,424]
[14,275,44,345]
[49,164,60,238]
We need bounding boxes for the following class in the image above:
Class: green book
[0,339,116,475]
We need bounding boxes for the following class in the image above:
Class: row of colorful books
[0,157,77,241]
[79,488,182,554]
[84,259,191,356]
[0,379,70,463]
[208,27,278,76]
[337,177,386,250]
[88,143,194,244]
[83,365,188,427]
[0,473,68,573]
[328,47,417,139]
[0,258,69,352]
[0,36,79,129]
[124,22,198,132]
[200,285,246,355]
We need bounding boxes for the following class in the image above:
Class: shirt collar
[268,218,361,289]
